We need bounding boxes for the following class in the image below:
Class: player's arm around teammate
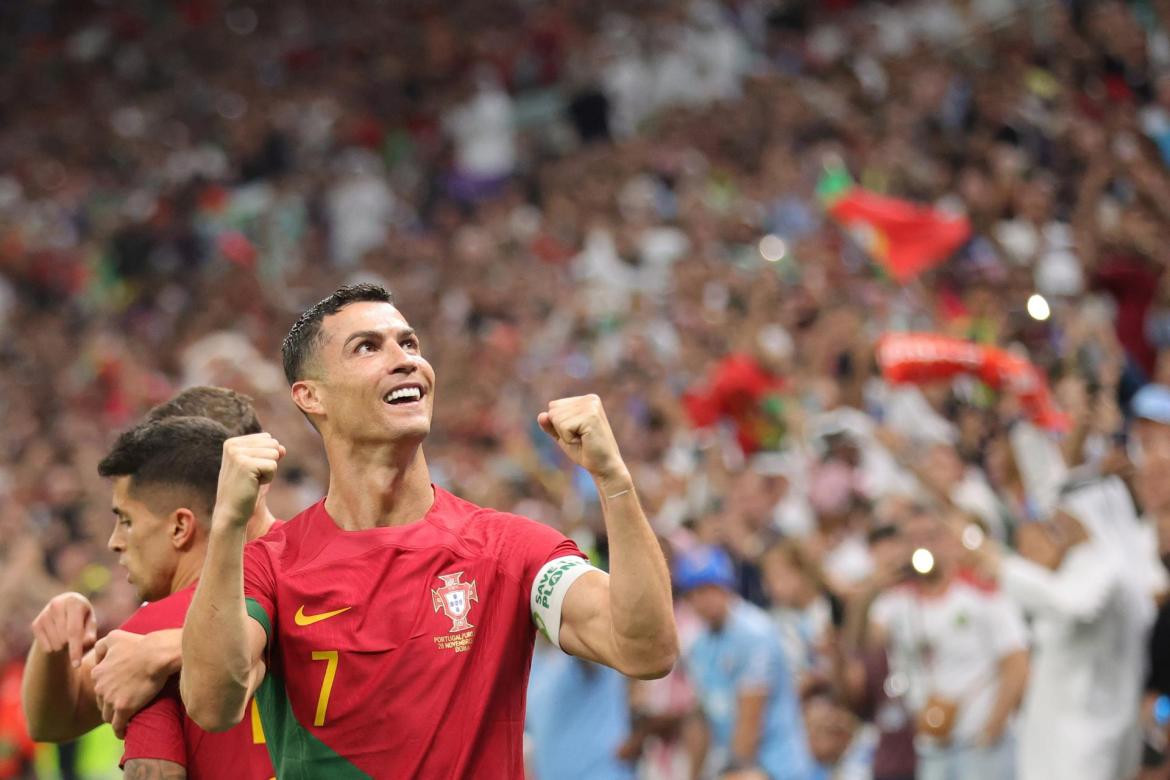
[22,593,181,740]
[180,433,281,731]
[536,395,678,679]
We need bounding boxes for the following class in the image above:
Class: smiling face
[294,301,436,445]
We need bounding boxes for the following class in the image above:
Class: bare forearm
[986,650,1028,735]
[180,521,256,731]
[842,582,883,653]
[597,470,678,678]
[1061,420,1090,467]
[730,693,766,764]
[22,645,100,741]
[684,713,710,780]
[151,629,183,677]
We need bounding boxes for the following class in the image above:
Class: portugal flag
[818,167,970,283]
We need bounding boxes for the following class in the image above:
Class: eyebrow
[342,328,417,350]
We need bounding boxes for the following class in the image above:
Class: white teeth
[386,387,422,403]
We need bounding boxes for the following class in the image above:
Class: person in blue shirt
[675,545,817,780]
[526,644,635,780]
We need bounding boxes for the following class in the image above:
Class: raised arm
[180,434,280,731]
[22,592,101,741]
[980,537,1115,623]
[537,395,678,679]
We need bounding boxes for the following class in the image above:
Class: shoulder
[245,502,319,560]
[119,586,195,633]
[731,600,780,642]
[430,487,566,545]
[954,569,1000,596]
[872,584,912,613]
[948,575,1007,605]
[947,578,1022,621]
[430,487,517,527]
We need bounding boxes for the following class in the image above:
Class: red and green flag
[818,167,971,283]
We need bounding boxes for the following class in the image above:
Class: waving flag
[818,167,970,283]
[876,333,1068,432]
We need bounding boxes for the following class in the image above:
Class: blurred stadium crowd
[5,0,1170,778]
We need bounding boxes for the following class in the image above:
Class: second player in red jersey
[120,584,274,780]
[22,386,282,752]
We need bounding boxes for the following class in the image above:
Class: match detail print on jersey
[530,556,601,649]
[431,571,479,653]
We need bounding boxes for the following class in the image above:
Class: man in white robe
[974,475,1155,780]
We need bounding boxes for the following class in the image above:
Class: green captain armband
[529,556,600,650]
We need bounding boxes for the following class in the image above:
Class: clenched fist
[30,592,97,669]
[537,395,627,484]
[214,433,285,526]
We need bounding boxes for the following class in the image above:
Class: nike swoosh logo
[294,605,352,626]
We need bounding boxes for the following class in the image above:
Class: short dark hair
[146,386,262,436]
[281,284,395,384]
[98,416,230,521]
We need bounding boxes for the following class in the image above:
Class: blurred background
[4,0,1170,778]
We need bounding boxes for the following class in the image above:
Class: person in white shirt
[442,66,516,184]
[971,475,1155,780]
[865,505,1029,780]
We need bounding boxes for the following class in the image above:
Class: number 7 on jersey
[311,650,339,727]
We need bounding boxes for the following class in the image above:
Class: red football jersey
[242,486,584,779]
[119,584,276,780]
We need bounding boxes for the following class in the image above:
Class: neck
[245,499,280,542]
[170,541,208,595]
[794,586,818,609]
[322,437,434,530]
[915,566,953,597]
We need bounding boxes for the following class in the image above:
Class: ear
[291,379,325,419]
[170,507,200,550]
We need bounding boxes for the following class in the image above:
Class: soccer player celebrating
[181,284,678,778]
[26,417,275,779]
[22,388,280,776]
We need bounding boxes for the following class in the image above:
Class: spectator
[442,66,518,201]
[760,538,833,691]
[837,512,919,780]
[861,506,1028,780]
[801,685,873,780]
[674,546,816,780]
[1134,384,1170,777]
[972,476,1152,780]
[526,646,634,780]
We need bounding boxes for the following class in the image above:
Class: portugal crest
[431,571,479,633]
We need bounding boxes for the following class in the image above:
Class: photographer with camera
[847,503,1029,780]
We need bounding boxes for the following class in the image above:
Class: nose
[386,342,418,376]
[107,526,123,554]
